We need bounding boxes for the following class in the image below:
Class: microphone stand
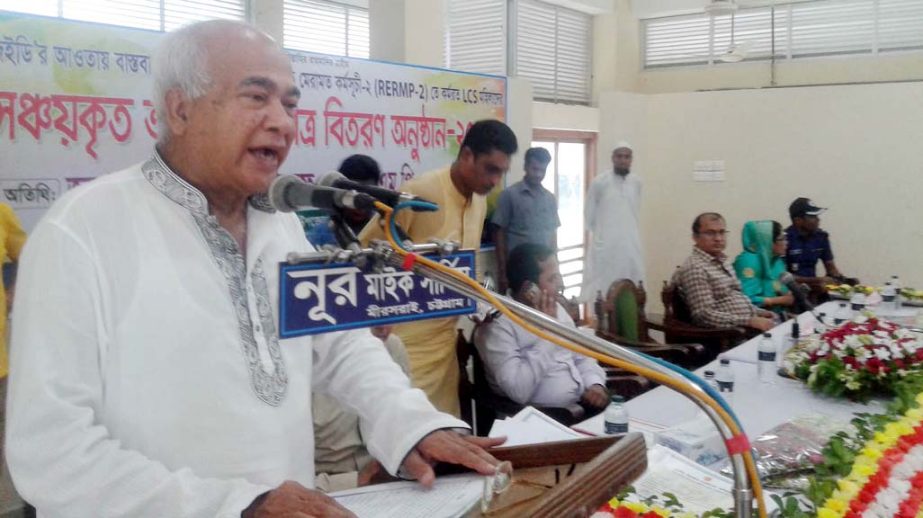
[284,241,756,517]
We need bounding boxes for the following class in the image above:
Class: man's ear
[163,88,191,137]
[458,146,474,165]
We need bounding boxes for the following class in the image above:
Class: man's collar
[519,180,543,194]
[143,149,275,215]
[693,246,725,263]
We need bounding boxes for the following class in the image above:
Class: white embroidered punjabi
[6,153,465,518]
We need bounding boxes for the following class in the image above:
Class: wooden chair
[595,279,709,369]
[648,281,754,355]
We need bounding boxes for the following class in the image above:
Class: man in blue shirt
[784,197,852,292]
[492,147,559,294]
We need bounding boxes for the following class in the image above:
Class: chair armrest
[596,331,696,356]
[658,320,747,340]
[534,403,586,425]
[606,374,651,400]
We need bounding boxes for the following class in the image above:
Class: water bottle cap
[762,332,772,338]
[703,370,715,377]
[611,395,625,403]
[720,358,730,365]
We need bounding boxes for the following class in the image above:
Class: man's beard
[614,168,630,176]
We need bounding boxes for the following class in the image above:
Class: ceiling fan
[702,0,756,63]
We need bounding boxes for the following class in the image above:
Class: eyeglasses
[696,230,728,238]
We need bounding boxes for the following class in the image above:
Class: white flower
[844,335,863,349]
[874,348,892,361]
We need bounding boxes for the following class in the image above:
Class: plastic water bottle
[779,322,800,364]
[881,282,897,313]
[850,292,867,316]
[834,303,850,325]
[604,395,629,436]
[757,333,777,384]
[715,358,735,403]
[891,275,903,307]
[703,370,719,393]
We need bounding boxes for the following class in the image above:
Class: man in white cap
[582,142,644,303]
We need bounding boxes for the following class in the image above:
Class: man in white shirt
[6,20,501,518]
[474,243,609,413]
[581,142,644,302]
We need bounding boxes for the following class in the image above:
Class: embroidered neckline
[143,150,275,215]
[140,152,288,406]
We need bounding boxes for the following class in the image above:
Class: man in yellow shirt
[360,119,518,416]
[1,202,26,489]
[1,203,26,380]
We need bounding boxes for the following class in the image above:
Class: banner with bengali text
[0,12,507,231]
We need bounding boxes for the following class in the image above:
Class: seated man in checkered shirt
[672,212,775,332]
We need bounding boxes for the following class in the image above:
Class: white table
[575,303,912,439]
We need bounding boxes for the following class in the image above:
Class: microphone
[268,175,376,213]
[780,272,814,312]
[318,171,437,211]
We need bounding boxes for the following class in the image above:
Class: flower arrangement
[771,377,923,517]
[815,392,923,518]
[591,491,732,518]
[790,317,923,401]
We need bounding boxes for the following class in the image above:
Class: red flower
[894,359,906,369]
[613,507,639,518]
[640,512,661,518]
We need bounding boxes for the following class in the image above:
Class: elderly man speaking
[6,20,502,518]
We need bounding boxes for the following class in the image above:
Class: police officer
[784,198,856,298]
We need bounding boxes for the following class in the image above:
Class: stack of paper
[330,475,483,518]
[488,406,586,446]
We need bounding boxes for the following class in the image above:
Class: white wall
[505,78,535,185]
[596,82,923,309]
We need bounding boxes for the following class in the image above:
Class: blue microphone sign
[279,251,476,337]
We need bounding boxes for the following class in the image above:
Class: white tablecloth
[574,302,919,438]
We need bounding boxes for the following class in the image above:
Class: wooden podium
[467,433,648,517]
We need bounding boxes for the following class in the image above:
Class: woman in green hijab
[734,220,794,313]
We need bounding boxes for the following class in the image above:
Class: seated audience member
[673,213,775,332]
[784,197,853,289]
[474,243,609,414]
[734,220,794,314]
[336,154,383,234]
[304,154,382,246]
[313,326,409,492]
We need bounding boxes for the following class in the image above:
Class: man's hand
[538,288,557,318]
[497,278,509,297]
[243,481,356,518]
[748,316,774,331]
[580,384,609,409]
[401,431,505,487]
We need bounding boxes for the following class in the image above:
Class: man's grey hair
[152,19,270,144]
